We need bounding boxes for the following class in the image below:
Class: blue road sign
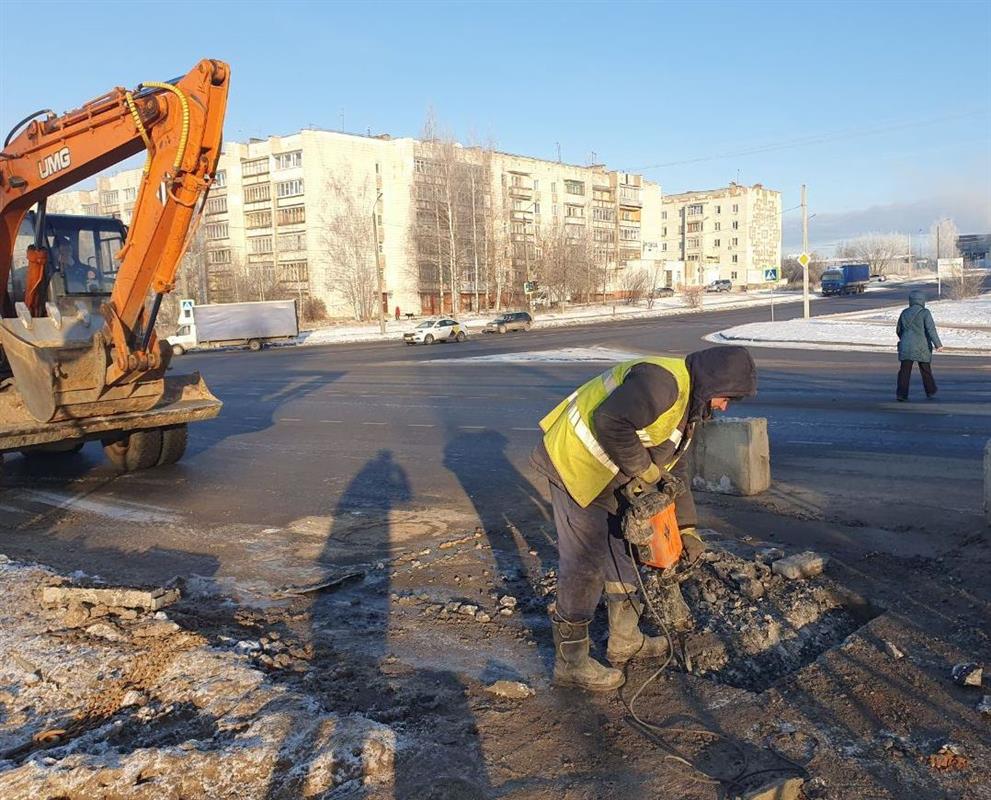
[763,268,779,281]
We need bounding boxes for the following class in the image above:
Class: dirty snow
[708,292,991,355]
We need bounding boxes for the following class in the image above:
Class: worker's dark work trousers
[897,359,936,399]
[549,480,638,622]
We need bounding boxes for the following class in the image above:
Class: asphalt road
[2,281,988,588]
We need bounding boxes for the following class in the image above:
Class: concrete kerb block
[984,440,991,526]
[690,417,771,496]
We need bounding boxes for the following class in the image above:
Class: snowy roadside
[295,279,914,348]
[707,293,991,356]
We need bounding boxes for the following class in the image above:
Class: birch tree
[836,233,904,277]
[321,175,378,321]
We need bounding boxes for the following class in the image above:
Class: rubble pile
[0,557,398,799]
[646,546,868,692]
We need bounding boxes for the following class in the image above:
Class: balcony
[618,189,642,208]
[508,183,533,198]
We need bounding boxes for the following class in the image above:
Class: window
[732,221,739,230]
[274,150,302,170]
[207,249,231,264]
[593,187,613,202]
[620,208,640,222]
[687,237,700,248]
[662,226,667,237]
[732,203,739,213]
[661,211,667,220]
[731,271,738,279]
[593,228,614,243]
[414,158,428,174]
[533,179,539,190]
[244,183,271,203]
[687,221,701,233]
[593,206,615,222]
[686,253,700,262]
[277,205,305,226]
[662,243,667,251]
[124,187,136,201]
[246,210,272,229]
[714,222,721,231]
[277,179,304,198]
[620,227,640,241]
[552,204,559,217]
[565,204,584,218]
[100,190,119,206]
[619,187,640,205]
[551,182,556,194]
[242,157,269,176]
[213,170,227,188]
[83,203,99,215]
[279,260,309,283]
[687,203,703,216]
[713,239,721,247]
[277,232,306,251]
[731,237,739,246]
[715,205,721,214]
[533,202,541,214]
[205,222,229,240]
[732,255,738,264]
[564,179,585,196]
[206,196,228,215]
[248,236,273,254]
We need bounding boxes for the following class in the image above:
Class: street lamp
[372,190,385,334]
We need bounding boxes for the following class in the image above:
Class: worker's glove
[680,527,706,564]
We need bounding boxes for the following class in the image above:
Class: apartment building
[660,183,782,287]
[50,129,663,316]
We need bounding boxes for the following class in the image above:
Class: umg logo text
[39,147,71,179]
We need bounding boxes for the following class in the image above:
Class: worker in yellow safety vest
[530,345,757,691]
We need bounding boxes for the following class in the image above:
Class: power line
[628,108,990,172]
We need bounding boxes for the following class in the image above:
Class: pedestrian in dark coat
[896,289,942,401]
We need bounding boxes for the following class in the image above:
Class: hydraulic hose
[139,81,190,171]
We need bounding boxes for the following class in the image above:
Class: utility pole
[936,221,941,297]
[373,190,385,334]
[801,184,809,319]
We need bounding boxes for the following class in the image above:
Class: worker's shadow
[265,449,494,799]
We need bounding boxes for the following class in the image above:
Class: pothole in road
[644,546,883,694]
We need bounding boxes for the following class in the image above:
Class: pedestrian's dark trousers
[897,359,936,399]
[549,480,638,622]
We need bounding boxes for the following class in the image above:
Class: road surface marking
[429,395,450,399]
[511,427,540,431]
[362,421,387,425]
[408,423,435,427]
[459,425,485,429]
[279,418,302,422]
[320,419,344,424]
[17,490,178,523]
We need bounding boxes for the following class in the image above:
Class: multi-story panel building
[660,183,781,287]
[49,129,664,315]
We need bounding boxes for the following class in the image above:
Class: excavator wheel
[103,429,163,472]
[157,424,189,466]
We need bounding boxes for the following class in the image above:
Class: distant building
[957,233,991,266]
[51,130,664,316]
[660,183,782,287]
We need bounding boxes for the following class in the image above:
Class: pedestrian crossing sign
[763,268,779,281]
[180,299,195,313]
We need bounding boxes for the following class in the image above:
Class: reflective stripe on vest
[539,356,691,508]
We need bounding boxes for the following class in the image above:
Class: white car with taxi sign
[403,318,468,345]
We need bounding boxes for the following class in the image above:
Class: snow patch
[432,346,645,364]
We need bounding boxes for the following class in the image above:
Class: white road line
[408,423,435,427]
[16,490,178,523]
[428,395,450,399]
[459,425,485,429]
[320,419,344,423]
[362,421,387,426]
[279,418,302,422]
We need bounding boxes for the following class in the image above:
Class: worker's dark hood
[685,345,758,421]
[908,290,926,307]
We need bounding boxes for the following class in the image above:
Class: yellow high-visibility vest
[539,356,690,508]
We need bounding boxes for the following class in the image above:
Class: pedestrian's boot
[551,612,624,691]
[604,581,671,665]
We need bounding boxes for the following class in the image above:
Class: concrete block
[984,440,991,526]
[41,585,180,611]
[772,551,829,580]
[689,417,770,496]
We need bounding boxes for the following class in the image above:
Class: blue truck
[820,263,870,296]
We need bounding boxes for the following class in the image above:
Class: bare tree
[929,218,961,260]
[781,251,827,285]
[532,222,597,308]
[321,175,378,321]
[618,266,650,305]
[836,233,904,277]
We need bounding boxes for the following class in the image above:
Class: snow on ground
[708,293,991,356]
[296,288,815,347]
[428,346,645,364]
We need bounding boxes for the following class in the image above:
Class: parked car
[705,279,732,293]
[483,311,533,334]
[403,318,468,345]
[652,286,675,298]
[869,273,887,282]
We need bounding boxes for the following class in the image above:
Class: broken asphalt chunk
[771,551,829,580]
[952,662,983,687]
[42,585,180,612]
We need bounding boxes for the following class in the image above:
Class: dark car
[484,311,533,334]
[653,286,675,298]
[705,279,732,293]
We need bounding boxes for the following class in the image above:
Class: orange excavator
[0,59,229,472]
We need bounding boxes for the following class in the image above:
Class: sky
[1,0,989,254]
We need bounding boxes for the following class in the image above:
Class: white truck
[167,300,299,354]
